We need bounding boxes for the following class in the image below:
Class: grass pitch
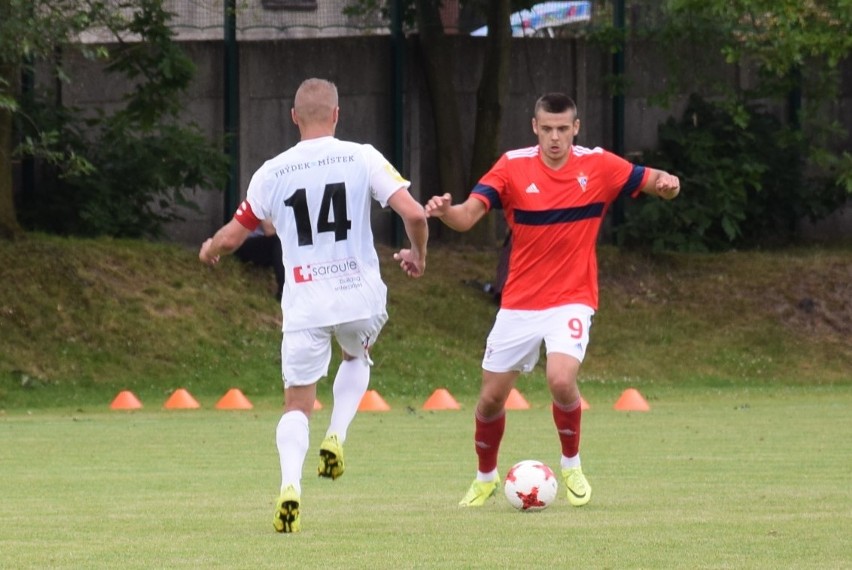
[2,386,850,569]
[1,236,850,567]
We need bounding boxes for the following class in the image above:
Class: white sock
[476,469,499,482]
[326,358,370,442]
[276,410,309,495]
[561,454,581,470]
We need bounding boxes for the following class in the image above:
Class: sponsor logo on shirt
[525,183,541,194]
[293,258,359,283]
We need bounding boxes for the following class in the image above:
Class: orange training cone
[505,388,530,410]
[313,399,323,411]
[215,388,253,410]
[163,388,201,409]
[358,389,391,412]
[613,388,650,412]
[110,390,143,410]
[422,388,461,410]
[580,396,591,411]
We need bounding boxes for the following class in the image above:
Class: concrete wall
[56,35,851,246]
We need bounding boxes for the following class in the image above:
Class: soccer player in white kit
[199,78,428,533]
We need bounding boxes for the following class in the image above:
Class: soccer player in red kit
[426,92,680,507]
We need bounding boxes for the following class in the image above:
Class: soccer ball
[504,460,558,511]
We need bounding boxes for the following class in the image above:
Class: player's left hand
[656,173,680,200]
[393,249,425,278]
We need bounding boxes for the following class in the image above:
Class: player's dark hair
[535,93,577,116]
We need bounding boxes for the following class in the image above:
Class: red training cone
[313,399,323,411]
[422,388,461,410]
[358,390,391,412]
[215,388,253,410]
[163,388,201,409]
[613,388,650,412]
[505,388,530,410]
[110,390,142,410]
[580,396,591,410]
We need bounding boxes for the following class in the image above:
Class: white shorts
[281,312,388,388]
[482,304,595,373]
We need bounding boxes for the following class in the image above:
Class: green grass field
[1,235,850,568]
[2,386,850,569]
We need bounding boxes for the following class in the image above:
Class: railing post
[223,0,240,222]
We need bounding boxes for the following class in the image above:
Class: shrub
[14,0,227,238]
[617,94,847,251]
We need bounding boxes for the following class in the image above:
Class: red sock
[474,410,505,473]
[552,399,582,457]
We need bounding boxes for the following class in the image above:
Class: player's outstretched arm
[425,193,487,232]
[640,168,681,200]
[388,188,428,278]
[199,218,253,266]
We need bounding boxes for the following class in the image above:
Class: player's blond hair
[293,78,338,125]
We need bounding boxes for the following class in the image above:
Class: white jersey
[239,136,409,331]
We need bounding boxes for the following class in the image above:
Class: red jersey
[472,145,649,310]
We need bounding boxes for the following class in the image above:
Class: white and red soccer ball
[504,460,558,511]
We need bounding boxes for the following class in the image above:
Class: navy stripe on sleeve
[514,203,605,226]
[619,165,646,197]
[472,183,503,210]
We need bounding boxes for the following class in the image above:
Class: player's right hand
[198,238,220,266]
[425,193,453,218]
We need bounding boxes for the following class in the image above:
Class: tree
[0,1,110,238]
[676,0,852,199]
[468,0,512,188]
[0,0,227,240]
[413,0,467,205]
[348,0,529,245]
[1,0,27,239]
[0,64,18,239]
[615,0,852,250]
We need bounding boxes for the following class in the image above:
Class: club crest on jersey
[384,162,407,184]
[577,174,588,192]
